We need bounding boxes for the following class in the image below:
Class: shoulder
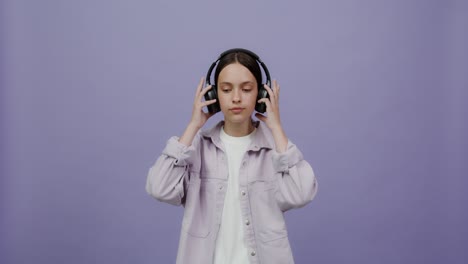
[251,121,276,150]
[200,121,224,138]
[198,121,225,146]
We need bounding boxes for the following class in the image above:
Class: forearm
[270,124,288,153]
[179,122,201,147]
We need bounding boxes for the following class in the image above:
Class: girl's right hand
[179,78,217,146]
[189,77,217,129]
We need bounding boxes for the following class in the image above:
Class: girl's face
[217,63,258,127]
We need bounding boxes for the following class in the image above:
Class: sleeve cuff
[162,136,197,166]
[272,140,304,173]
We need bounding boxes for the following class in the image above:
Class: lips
[230,107,244,114]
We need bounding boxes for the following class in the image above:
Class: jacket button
[219,186,223,190]
[251,250,256,256]
[241,190,246,196]
[245,219,250,226]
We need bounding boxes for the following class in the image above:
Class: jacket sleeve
[272,140,318,212]
[145,135,200,206]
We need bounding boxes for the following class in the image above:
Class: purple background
[1,0,467,263]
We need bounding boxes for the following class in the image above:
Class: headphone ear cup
[255,85,269,113]
[204,85,221,114]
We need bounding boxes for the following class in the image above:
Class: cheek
[218,94,229,109]
[247,92,258,106]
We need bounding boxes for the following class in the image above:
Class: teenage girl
[146,48,317,264]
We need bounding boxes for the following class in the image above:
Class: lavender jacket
[146,121,318,264]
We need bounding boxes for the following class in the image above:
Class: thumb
[206,111,216,119]
[255,113,266,122]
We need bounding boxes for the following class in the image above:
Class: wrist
[188,120,202,131]
[269,122,284,135]
[179,122,201,147]
[270,125,288,153]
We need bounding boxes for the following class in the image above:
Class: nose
[232,88,241,103]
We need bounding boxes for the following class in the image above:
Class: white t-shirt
[214,126,256,264]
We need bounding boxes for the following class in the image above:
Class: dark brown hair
[214,51,262,90]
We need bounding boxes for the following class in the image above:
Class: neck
[223,119,255,137]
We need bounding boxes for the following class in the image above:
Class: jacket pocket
[250,181,288,242]
[181,178,215,238]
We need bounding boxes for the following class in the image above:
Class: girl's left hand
[255,80,283,130]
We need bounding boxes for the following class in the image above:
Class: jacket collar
[201,120,274,151]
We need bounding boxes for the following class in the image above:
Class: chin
[222,113,249,124]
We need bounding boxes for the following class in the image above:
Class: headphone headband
[205,48,271,87]
[219,48,259,60]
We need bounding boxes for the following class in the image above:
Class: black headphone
[204,48,271,114]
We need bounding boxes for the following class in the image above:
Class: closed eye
[241,82,254,92]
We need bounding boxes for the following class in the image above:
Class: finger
[196,77,204,93]
[258,98,273,112]
[200,99,217,107]
[264,84,276,105]
[199,85,213,100]
[273,80,280,101]
[274,80,280,101]
[194,77,205,102]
